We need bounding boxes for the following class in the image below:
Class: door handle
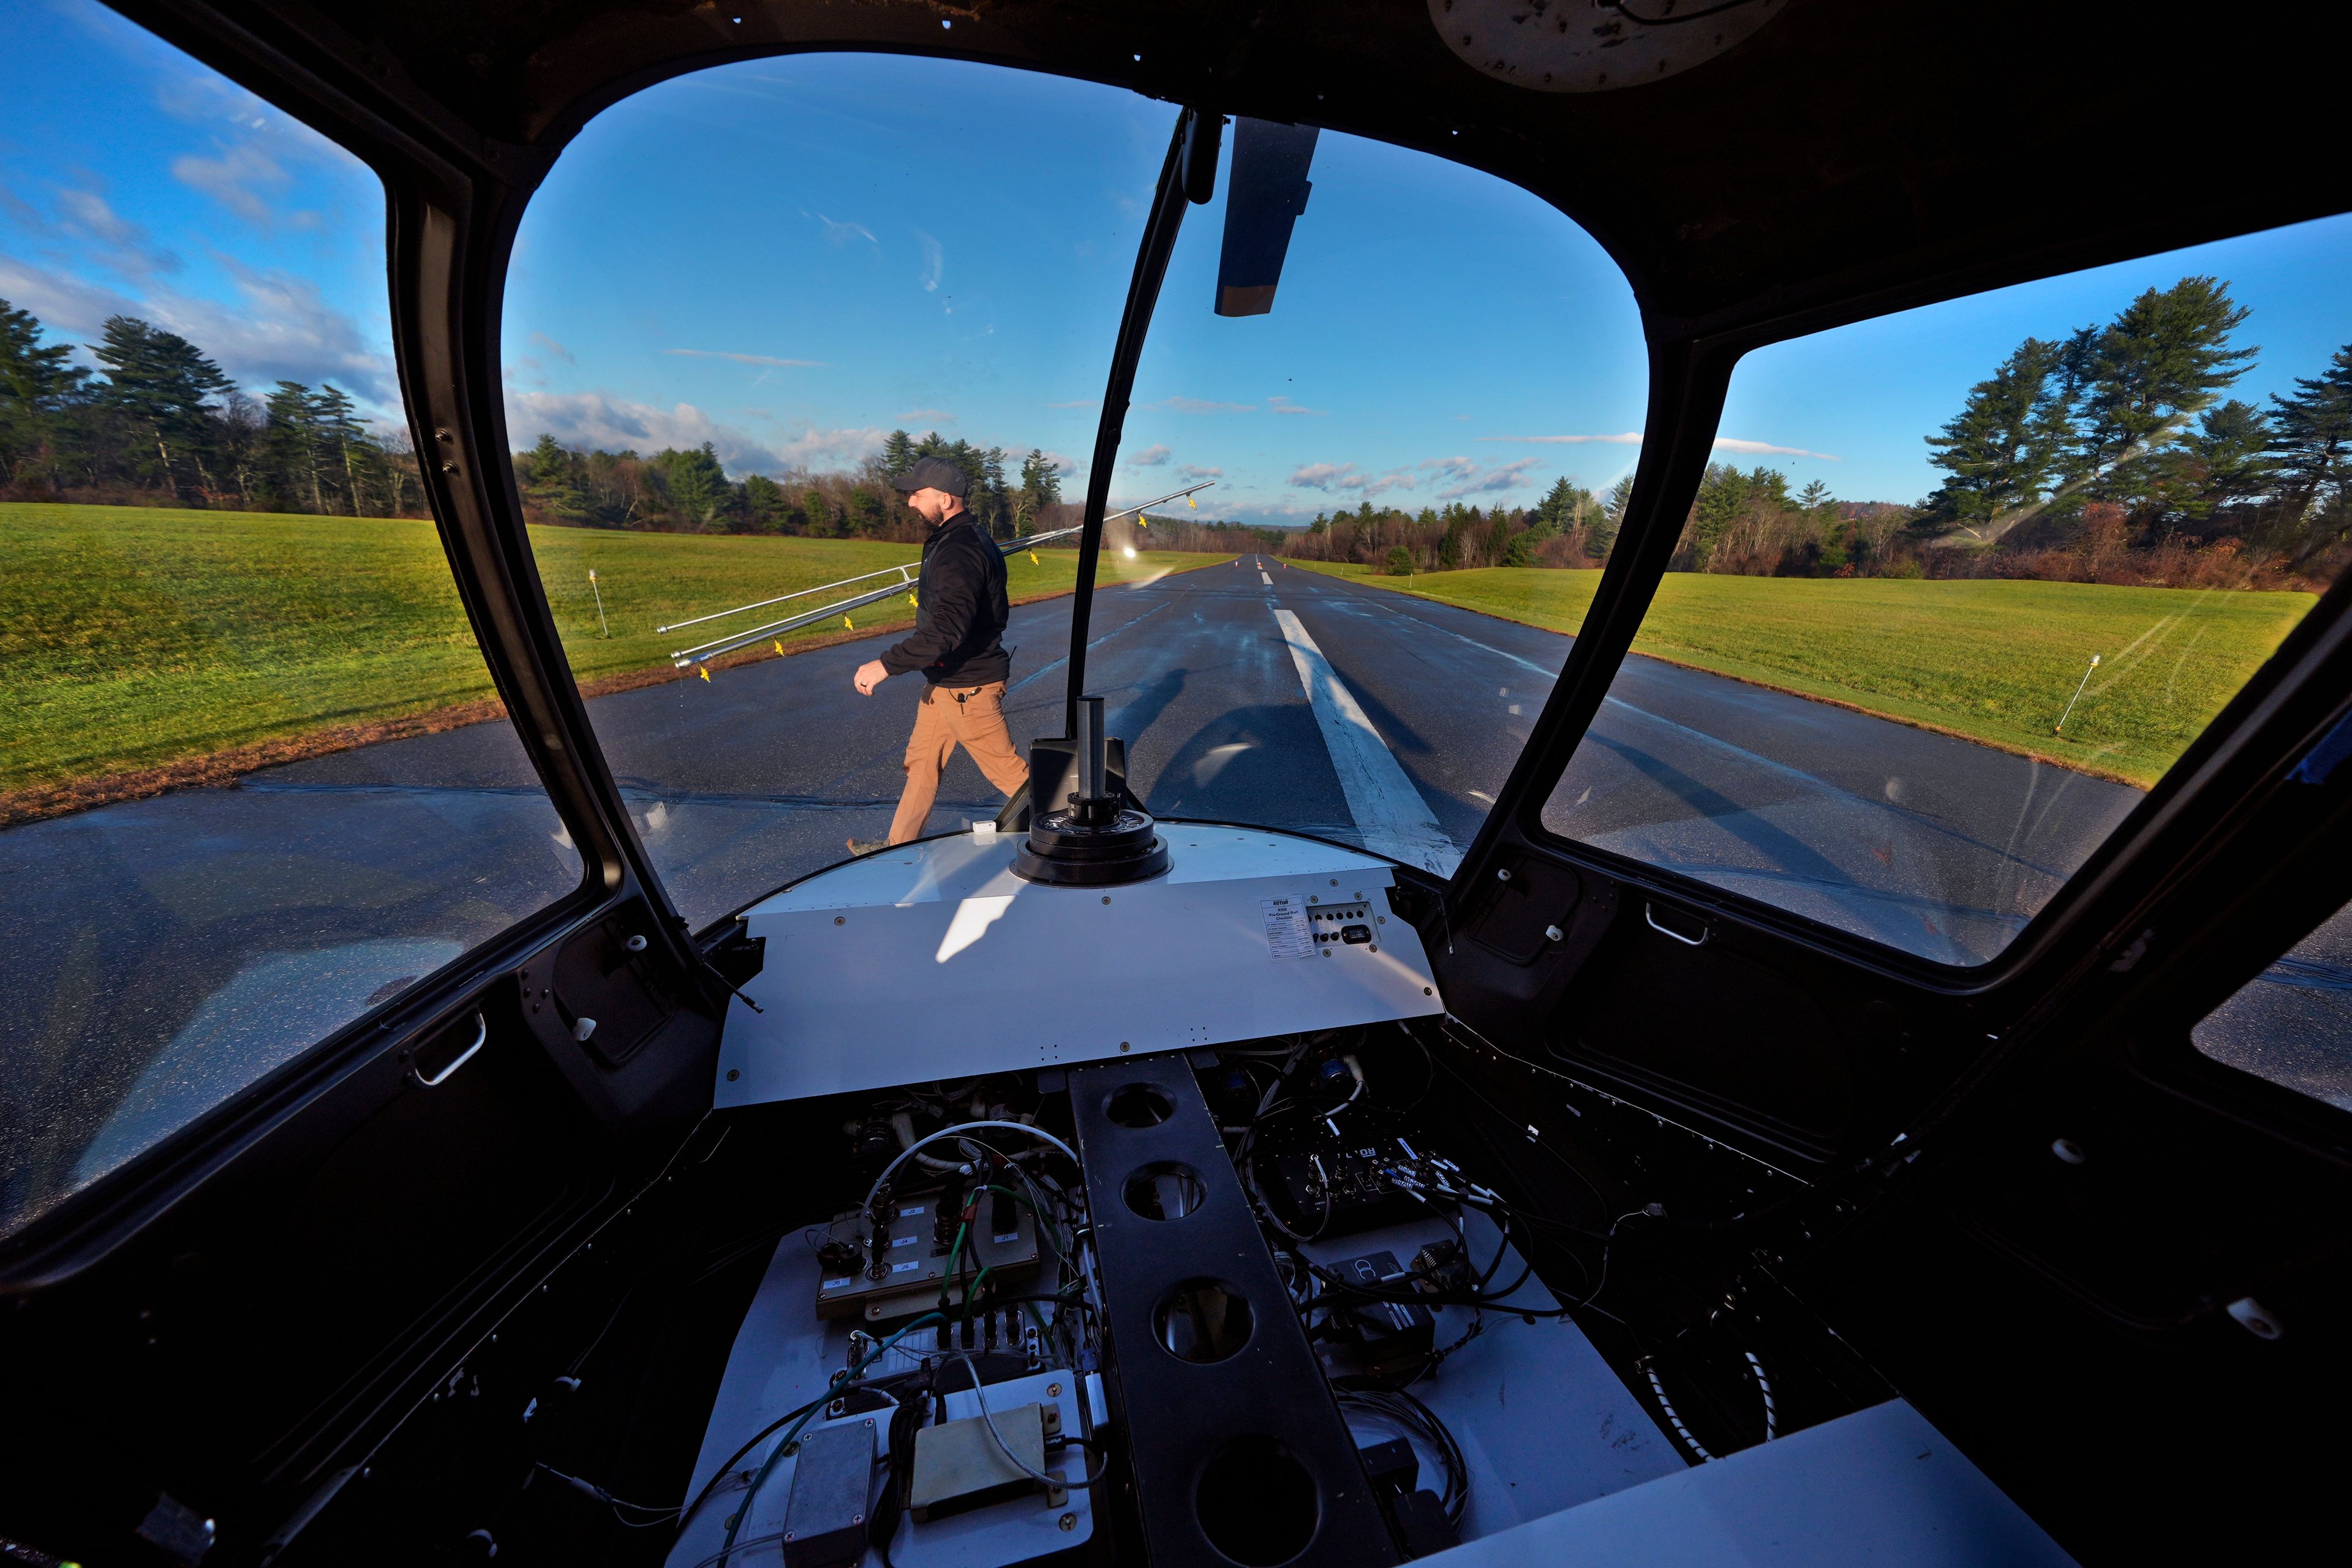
[1645,902,1709,948]
[413,1012,488,1088]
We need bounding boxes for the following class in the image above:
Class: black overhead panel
[153,1,2351,338]
[1068,1060,1398,1568]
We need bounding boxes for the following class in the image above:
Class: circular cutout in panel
[1196,1436,1319,1567]
[1123,1161,1207,1221]
[1106,1083,1175,1128]
[1154,1280,1254,1363]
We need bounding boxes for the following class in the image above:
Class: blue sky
[0,0,394,407]
[7,0,2348,523]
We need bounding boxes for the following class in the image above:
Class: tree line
[1,300,424,516]
[518,427,1076,542]
[518,426,1286,553]
[1276,475,1626,575]
[1280,278,2351,590]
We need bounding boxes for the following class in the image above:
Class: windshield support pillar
[1062,108,1202,739]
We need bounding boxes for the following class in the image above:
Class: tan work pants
[889,680,1029,844]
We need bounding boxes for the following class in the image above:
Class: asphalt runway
[2,552,2222,1229]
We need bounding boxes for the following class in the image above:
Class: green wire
[937,1219,969,1313]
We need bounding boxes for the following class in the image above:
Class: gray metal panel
[1419,1399,2076,1568]
[718,827,1442,1103]
[1069,1058,1400,1568]
[782,1417,877,1568]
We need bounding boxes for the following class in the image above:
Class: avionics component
[813,1190,1039,1322]
[1069,1060,1398,1568]
[1319,1252,1436,1377]
[780,1417,876,1568]
[1264,1137,1451,1240]
[908,1401,1058,1520]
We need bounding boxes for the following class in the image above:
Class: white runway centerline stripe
[1261,570,1274,585]
[1272,608,1460,875]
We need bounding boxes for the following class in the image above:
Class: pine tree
[0,298,89,489]
[311,383,368,514]
[1920,337,2070,530]
[91,315,232,499]
[2267,344,2352,560]
[653,442,731,529]
[2169,399,2275,520]
[522,433,587,522]
[739,473,786,533]
[1594,475,1633,560]
[265,381,327,512]
[881,429,916,476]
[2074,276,2257,490]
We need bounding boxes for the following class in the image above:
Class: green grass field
[1,503,1223,800]
[1293,561,2316,786]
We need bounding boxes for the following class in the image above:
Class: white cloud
[529,331,574,364]
[1265,396,1324,417]
[1289,461,1416,499]
[1478,431,1646,445]
[1477,430,1839,461]
[661,348,826,368]
[505,388,883,475]
[1156,395,1255,413]
[155,69,334,232]
[1178,464,1223,481]
[4,180,181,277]
[0,253,396,404]
[171,142,311,229]
[1423,454,1541,499]
[1712,437,1841,460]
[815,213,876,246]
[914,229,944,292]
[1129,443,1172,467]
[1047,398,1099,409]
[1036,450,1078,474]
[899,409,956,423]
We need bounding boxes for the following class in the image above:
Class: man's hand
[853,658,889,696]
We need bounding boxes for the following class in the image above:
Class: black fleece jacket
[878,512,1011,687]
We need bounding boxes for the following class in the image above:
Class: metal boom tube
[665,482,1213,668]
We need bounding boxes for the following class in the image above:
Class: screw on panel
[835,916,846,925]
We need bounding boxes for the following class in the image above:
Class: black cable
[672,1392,827,1539]
[871,1382,931,1568]
[1337,1387,1469,1528]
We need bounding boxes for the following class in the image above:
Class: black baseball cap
[891,455,970,498]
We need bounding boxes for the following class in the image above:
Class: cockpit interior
[2,4,2348,1567]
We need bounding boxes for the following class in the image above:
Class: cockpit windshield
[505,62,1644,920]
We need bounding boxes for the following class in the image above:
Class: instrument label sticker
[1261,897,1314,961]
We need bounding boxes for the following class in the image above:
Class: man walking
[849,455,1030,851]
